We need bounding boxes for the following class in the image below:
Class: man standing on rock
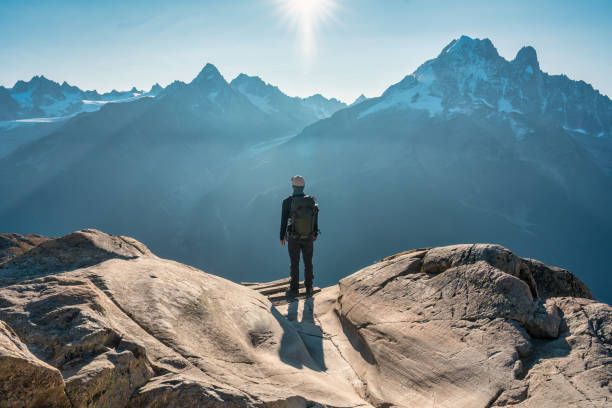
[280,175,319,297]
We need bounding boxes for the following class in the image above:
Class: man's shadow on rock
[275,297,326,371]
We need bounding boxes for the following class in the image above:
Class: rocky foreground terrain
[0,229,610,407]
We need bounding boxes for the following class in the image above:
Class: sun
[286,0,331,18]
[276,0,338,60]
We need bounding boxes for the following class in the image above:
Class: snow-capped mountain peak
[231,74,287,100]
[228,74,285,114]
[0,75,159,122]
[302,94,346,119]
[438,35,500,62]
[357,35,612,140]
[231,74,282,97]
[229,73,347,120]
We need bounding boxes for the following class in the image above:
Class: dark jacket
[280,193,319,240]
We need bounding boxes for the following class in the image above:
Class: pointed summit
[60,81,80,92]
[230,73,267,88]
[149,83,162,94]
[27,75,53,86]
[193,63,224,84]
[350,94,367,106]
[230,74,282,97]
[513,46,540,72]
[439,35,499,60]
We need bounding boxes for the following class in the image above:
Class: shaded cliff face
[0,230,609,407]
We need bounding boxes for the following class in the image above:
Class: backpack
[288,195,317,239]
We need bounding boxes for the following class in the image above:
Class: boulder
[0,320,70,407]
[522,257,593,300]
[334,244,611,407]
[497,296,611,407]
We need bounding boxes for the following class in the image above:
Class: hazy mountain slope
[173,37,612,303]
[0,87,20,120]
[178,108,612,301]
[0,64,342,255]
[0,120,65,159]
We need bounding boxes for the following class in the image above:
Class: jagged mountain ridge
[157,63,345,132]
[0,229,609,407]
[358,35,612,139]
[0,75,161,121]
[0,63,345,123]
[230,73,346,122]
[0,64,346,159]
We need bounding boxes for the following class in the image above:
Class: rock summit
[0,229,609,407]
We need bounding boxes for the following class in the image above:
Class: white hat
[291,175,305,186]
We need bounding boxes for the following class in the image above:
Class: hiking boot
[306,286,314,297]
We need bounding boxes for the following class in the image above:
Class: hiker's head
[291,175,305,187]
[291,175,305,194]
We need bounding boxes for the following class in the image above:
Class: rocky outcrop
[0,231,609,407]
[521,257,594,300]
[0,233,49,265]
[335,244,610,407]
[0,230,368,407]
[0,320,70,407]
[0,229,148,283]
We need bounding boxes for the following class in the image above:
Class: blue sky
[1,0,611,102]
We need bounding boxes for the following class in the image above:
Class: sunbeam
[275,0,338,62]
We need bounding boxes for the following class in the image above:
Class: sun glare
[287,0,328,17]
[276,0,337,61]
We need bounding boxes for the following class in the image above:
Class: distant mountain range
[0,68,345,123]
[0,75,161,121]
[0,35,611,303]
[0,64,346,158]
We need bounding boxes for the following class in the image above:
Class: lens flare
[275,0,337,62]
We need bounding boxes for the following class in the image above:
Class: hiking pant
[287,237,314,291]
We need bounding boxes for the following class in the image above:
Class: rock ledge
[0,230,609,408]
